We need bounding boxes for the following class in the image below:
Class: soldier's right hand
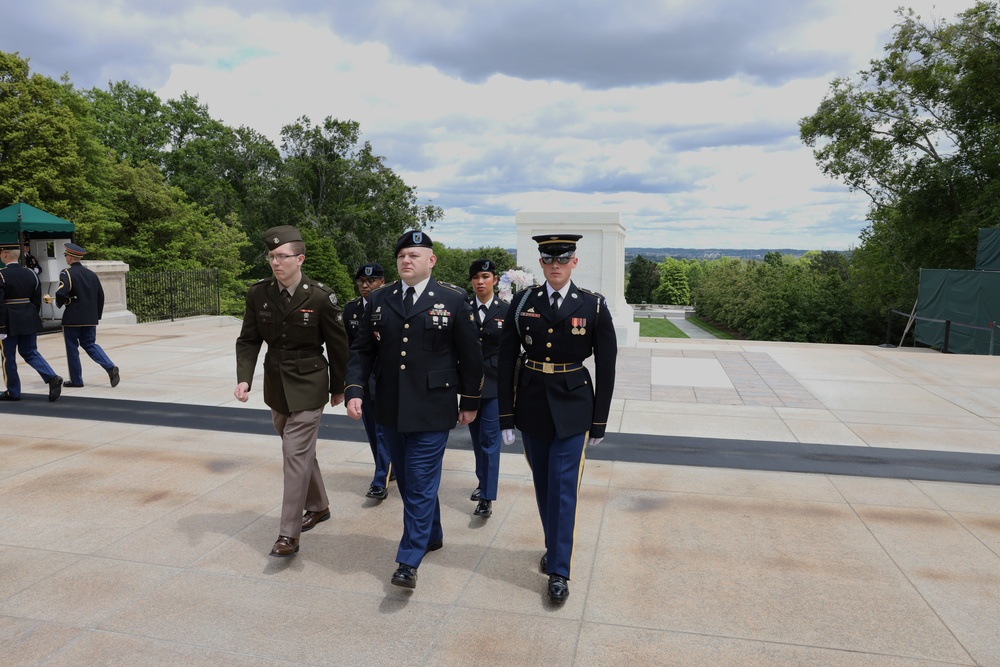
[502,429,516,445]
[346,398,363,420]
[234,382,250,402]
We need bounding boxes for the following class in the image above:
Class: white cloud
[0,0,979,250]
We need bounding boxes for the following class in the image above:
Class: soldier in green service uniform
[234,225,350,558]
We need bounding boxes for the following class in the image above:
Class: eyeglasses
[267,253,301,263]
[541,256,573,265]
[357,277,382,285]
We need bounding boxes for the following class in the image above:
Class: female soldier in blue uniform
[467,259,509,518]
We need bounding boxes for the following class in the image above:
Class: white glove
[0,333,6,340]
[502,429,516,445]
[590,437,603,446]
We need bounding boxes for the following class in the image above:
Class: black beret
[263,225,303,251]
[355,262,385,280]
[395,229,433,254]
[533,233,582,256]
[469,258,497,279]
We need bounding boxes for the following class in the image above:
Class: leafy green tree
[652,258,691,305]
[85,81,168,166]
[278,116,443,273]
[624,255,660,304]
[800,2,1000,314]
[430,243,516,295]
[299,225,354,307]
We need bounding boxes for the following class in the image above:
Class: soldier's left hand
[590,437,603,446]
[458,410,477,425]
[330,393,345,408]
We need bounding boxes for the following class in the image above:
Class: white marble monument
[514,212,638,346]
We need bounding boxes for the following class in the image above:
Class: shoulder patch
[329,293,338,306]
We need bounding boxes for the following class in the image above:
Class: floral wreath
[497,268,537,302]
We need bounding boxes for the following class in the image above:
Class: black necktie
[281,289,291,305]
[478,304,487,324]
[551,292,561,315]
[404,286,415,314]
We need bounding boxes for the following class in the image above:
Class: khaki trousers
[272,407,329,538]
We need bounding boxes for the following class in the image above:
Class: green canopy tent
[0,201,75,243]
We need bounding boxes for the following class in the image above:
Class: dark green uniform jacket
[235,274,349,415]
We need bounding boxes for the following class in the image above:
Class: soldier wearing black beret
[0,242,63,401]
[234,225,350,558]
[345,229,483,590]
[466,258,510,518]
[343,262,393,500]
[497,233,618,603]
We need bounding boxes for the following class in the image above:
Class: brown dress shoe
[301,508,330,532]
[269,536,299,557]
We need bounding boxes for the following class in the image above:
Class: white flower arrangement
[498,268,537,302]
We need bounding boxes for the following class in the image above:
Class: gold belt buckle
[542,362,555,374]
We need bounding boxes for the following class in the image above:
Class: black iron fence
[126,269,221,323]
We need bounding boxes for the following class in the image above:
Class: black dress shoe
[269,535,299,557]
[539,553,547,574]
[388,471,396,482]
[301,508,331,532]
[62,381,84,388]
[366,485,389,500]
[547,574,569,603]
[48,376,63,402]
[0,391,20,401]
[470,487,482,501]
[391,564,417,589]
[474,499,492,518]
[108,366,120,388]
[426,539,443,553]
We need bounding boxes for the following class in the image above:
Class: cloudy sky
[0,0,977,250]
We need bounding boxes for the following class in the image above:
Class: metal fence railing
[125,270,220,324]
[884,308,996,354]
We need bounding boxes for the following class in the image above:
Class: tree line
[629,3,1000,345]
[0,50,511,313]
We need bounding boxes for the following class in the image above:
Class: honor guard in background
[0,243,63,401]
[466,258,509,519]
[56,243,120,389]
[344,262,393,500]
[22,242,41,276]
[497,233,617,603]
[346,230,483,590]
[234,225,350,558]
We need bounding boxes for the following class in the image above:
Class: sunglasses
[541,256,573,265]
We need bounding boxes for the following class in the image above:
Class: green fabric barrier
[915,269,1000,355]
[976,228,1000,270]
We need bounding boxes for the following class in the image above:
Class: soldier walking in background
[0,243,62,401]
[498,234,617,603]
[234,225,350,557]
[56,243,120,389]
[466,258,509,519]
[344,262,393,501]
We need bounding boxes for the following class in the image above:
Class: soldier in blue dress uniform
[56,243,120,389]
[497,233,617,603]
[343,262,393,500]
[467,258,509,518]
[0,243,63,401]
[346,230,483,590]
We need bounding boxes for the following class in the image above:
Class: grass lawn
[635,317,688,338]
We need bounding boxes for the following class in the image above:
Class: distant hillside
[626,248,821,262]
